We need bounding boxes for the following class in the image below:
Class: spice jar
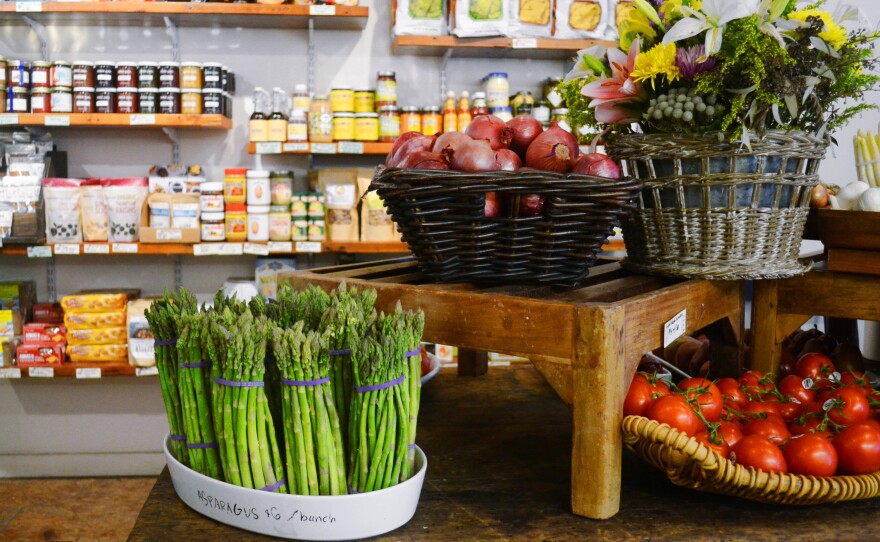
[139,88,158,113]
[180,62,202,90]
[114,62,137,88]
[31,61,51,89]
[224,168,247,205]
[115,87,136,113]
[246,170,271,206]
[137,62,158,88]
[200,212,226,242]
[354,89,375,113]
[268,206,291,242]
[330,87,354,113]
[158,87,180,114]
[158,62,180,89]
[224,204,247,242]
[30,88,50,113]
[50,62,72,88]
[72,61,94,88]
[73,87,95,113]
[400,106,421,133]
[7,87,28,113]
[200,181,225,212]
[8,61,30,88]
[203,89,222,115]
[50,87,72,113]
[95,61,116,89]
[378,105,400,142]
[421,106,441,136]
[181,89,202,114]
[354,112,379,141]
[247,205,270,242]
[376,71,397,106]
[308,94,333,143]
[202,63,222,90]
[95,87,116,113]
[270,171,293,206]
[332,112,355,141]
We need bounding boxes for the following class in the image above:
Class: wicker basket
[622,415,880,505]
[606,131,828,280]
[369,168,642,286]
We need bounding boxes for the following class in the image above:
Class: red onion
[507,115,543,157]
[432,131,471,154]
[495,148,521,171]
[465,115,513,150]
[386,131,424,166]
[387,134,436,168]
[571,153,621,179]
[518,194,545,216]
[485,192,500,217]
[398,151,450,170]
[448,139,500,173]
[525,122,579,173]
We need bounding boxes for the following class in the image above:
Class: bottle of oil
[249,87,269,143]
[442,90,457,133]
[268,87,288,142]
[457,91,472,132]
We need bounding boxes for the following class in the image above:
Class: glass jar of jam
[332,112,354,141]
[200,212,226,242]
[72,61,94,88]
[50,61,72,88]
[139,88,158,113]
[30,88,49,113]
[309,94,333,143]
[159,88,180,114]
[137,62,158,88]
[50,87,72,113]
[224,204,247,242]
[376,71,397,106]
[180,62,202,90]
[30,61,50,89]
[202,63,222,90]
[116,87,138,114]
[400,106,421,134]
[7,87,29,113]
[203,89,222,115]
[73,87,95,113]
[115,62,138,88]
[181,89,202,114]
[95,87,116,113]
[354,90,375,113]
[95,61,116,89]
[421,106,441,136]
[354,112,379,141]
[158,62,180,89]
[378,105,400,142]
[8,61,30,88]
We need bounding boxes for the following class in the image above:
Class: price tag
[29,367,54,378]
[53,243,80,255]
[662,308,687,348]
[268,241,293,253]
[136,366,159,377]
[83,243,110,254]
[27,246,53,258]
[311,143,337,155]
[282,143,309,153]
[309,4,336,15]
[0,368,22,379]
[244,243,270,256]
[193,243,221,256]
[295,241,322,253]
[76,367,101,379]
[511,38,538,49]
[255,142,282,154]
[15,2,42,12]
[44,115,70,127]
[112,243,139,253]
[129,114,156,126]
[218,243,244,256]
[0,114,20,125]
[337,141,364,154]
[156,229,182,241]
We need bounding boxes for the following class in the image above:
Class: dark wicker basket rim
[606,130,828,160]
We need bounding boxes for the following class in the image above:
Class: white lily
[662,0,761,56]
[564,45,608,83]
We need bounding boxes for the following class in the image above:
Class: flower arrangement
[559,0,879,145]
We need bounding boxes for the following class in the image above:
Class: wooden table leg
[458,348,488,377]
[570,305,624,519]
[751,280,783,375]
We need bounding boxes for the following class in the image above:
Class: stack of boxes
[18,321,66,366]
[0,281,36,366]
[61,293,130,363]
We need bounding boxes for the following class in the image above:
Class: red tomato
[739,370,774,393]
[778,374,816,404]
[741,401,785,426]
[646,395,704,436]
[800,400,826,416]
[833,424,880,475]
[850,419,880,433]
[731,435,788,473]
[789,415,824,436]
[679,377,723,422]
[775,401,803,423]
[716,377,748,407]
[795,352,836,380]
[827,387,871,426]
[744,418,792,444]
[694,431,731,458]
[718,420,744,448]
[624,373,670,418]
[783,434,838,477]
[840,371,873,395]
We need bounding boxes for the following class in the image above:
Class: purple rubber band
[405,349,421,358]
[264,354,276,364]
[408,443,417,450]
[258,478,287,492]
[354,373,405,393]
[187,442,219,450]
[155,338,178,346]
[329,348,352,357]
[211,376,265,388]
[179,362,212,369]
[348,485,360,494]
[170,434,187,442]
[281,376,331,387]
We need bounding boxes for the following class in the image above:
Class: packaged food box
[255,258,297,300]
[554,0,608,39]
[139,193,201,244]
[23,322,66,344]
[127,298,156,368]
[16,342,65,366]
[33,302,64,324]
[61,293,128,313]
[0,281,37,321]
[64,310,127,330]
[68,343,128,363]
[0,309,24,339]
[67,326,127,346]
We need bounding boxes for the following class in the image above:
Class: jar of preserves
[73,87,95,113]
[139,88,158,113]
[307,195,325,218]
[291,217,308,241]
[485,72,509,108]
[200,181,225,212]
[95,61,116,89]
[50,87,72,113]
[307,218,325,241]
[421,106,441,136]
[354,112,379,141]
[114,62,137,88]
[378,105,400,142]
[354,89,374,113]
[269,206,291,242]
[330,87,354,113]
[30,88,49,113]
[137,62,158,88]
[72,61,94,88]
[0,56,7,87]
[8,61,30,88]
[158,62,180,89]
[247,170,271,206]
[31,61,51,89]
[203,89,222,115]
[202,63,222,90]
[181,89,202,114]
[7,87,28,113]
[224,204,247,242]
[292,84,310,111]
[332,112,354,141]
[400,106,421,134]
[376,71,397,106]
[308,94,333,143]
[200,212,226,242]
[116,88,138,114]
[180,62,202,90]
[269,171,293,206]
[95,87,116,113]
[50,61,72,88]
[159,88,180,114]
[286,109,307,142]
[247,205,270,242]
[224,168,247,205]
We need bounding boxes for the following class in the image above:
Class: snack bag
[554,0,607,39]
[508,0,552,38]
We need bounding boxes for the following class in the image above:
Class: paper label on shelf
[511,38,538,49]
[136,366,159,377]
[337,141,364,154]
[130,114,156,126]
[112,243,139,254]
[0,368,22,379]
[267,241,293,253]
[255,142,282,154]
[193,243,221,256]
[76,367,101,379]
[53,243,80,255]
[295,241,322,253]
[309,4,336,15]
[44,115,70,127]
[311,143,337,154]
[29,367,54,378]
[0,114,19,126]
[663,309,687,348]
[27,246,53,258]
[243,243,270,256]
[218,243,244,256]
[15,2,42,13]
[83,243,110,254]
[156,229,183,241]
[282,143,309,153]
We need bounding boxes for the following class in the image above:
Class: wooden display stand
[279,257,744,519]
[750,263,880,375]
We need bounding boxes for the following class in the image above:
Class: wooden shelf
[0,3,369,30]
[392,35,615,59]
[3,362,157,379]
[0,241,409,256]
[248,141,393,155]
[0,113,231,129]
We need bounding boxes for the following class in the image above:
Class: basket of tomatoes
[621,354,880,505]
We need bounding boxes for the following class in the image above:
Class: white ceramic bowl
[164,435,427,540]
[421,352,441,384]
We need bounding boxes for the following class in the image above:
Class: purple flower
[675,45,717,80]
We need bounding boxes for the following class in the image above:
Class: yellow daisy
[631,43,681,89]
[788,9,847,50]
[618,5,657,51]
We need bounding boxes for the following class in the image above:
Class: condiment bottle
[442,91,457,133]
[457,91,472,132]
[292,84,310,111]
[287,109,308,142]
[268,87,288,142]
[471,91,488,117]
[249,87,270,143]
[309,94,333,143]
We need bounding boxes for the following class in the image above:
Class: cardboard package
[139,193,201,244]
[127,298,155,368]
[311,168,373,242]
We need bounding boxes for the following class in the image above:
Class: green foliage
[557,78,599,141]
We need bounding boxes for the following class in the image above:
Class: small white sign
[662,308,687,348]
[337,141,364,155]
[157,229,183,241]
[311,143,337,155]
[112,243,139,253]
[309,4,336,15]
[267,241,293,253]
[136,366,159,377]
[295,241,322,253]
[83,243,110,254]
[27,246,53,258]
[244,243,270,256]
[53,243,80,255]
[193,243,222,256]
[218,243,244,256]
[28,367,54,378]
[0,368,22,379]
[44,115,70,127]
[255,142,282,154]
[282,143,309,153]
[15,2,42,12]
[130,114,156,126]
[76,367,101,379]
[511,38,538,49]
[0,114,20,125]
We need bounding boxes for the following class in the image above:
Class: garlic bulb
[858,187,880,212]
[838,181,870,210]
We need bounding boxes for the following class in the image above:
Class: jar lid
[96,60,116,66]
[486,72,508,78]
[159,61,181,67]
[202,88,223,94]
[10,87,29,94]
[248,205,270,213]
[379,105,400,112]
[73,86,95,92]
[270,170,293,177]
[117,61,137,67]
[225,203,247,212]
[160,87,181,93]
[225,168,248,176]
[50,86,72,92]
[182,88,202,94]
[138,61,158,67]
[201,212,225,221]
[422,106,439,113]
[331,86,353,91]
[203,62,223,68]
[356,112,378,118]
[402,106,420,113]
[354,89,374,94]
[73,60,95,67]
[294,84,307,91]
[489,106,512,112]
[97,88,117,93]
[117,87,138,93]
[472,91,486,98]
[334,112,354,118]
[9,60,30,67]
[52,61,71,67]
[33,61,52,68]
[314,94,328,100]
[289,109,306,119]
[139,87,159,93]
[247,170,270,178]
[377,71,396,77]
[181,62,202,67]
[269,205,289,213]
[31,87,50,94]
[201,181,223,192]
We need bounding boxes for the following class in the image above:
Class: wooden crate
[279,257,744,519]
[817,208,880,275]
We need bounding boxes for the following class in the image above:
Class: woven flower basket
[369,168,641,286]
[622,415,880,505]
[606,131,828,280]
